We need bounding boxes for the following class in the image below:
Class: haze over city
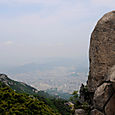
[0,0,114,66]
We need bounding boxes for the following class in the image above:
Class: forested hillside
[0,81,61,115]
[0,74,72,115]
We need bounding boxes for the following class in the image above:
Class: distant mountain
[0,74,38,95]
[0,74,56,99]
[0,58,88,74]
[0,74,54,99]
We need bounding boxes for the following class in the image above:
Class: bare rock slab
[108,65,115,90]
[74,109,85,115]
[105,94,115,115]
[90,109,104,115]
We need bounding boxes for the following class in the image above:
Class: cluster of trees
[0,82,60,115]
[0,81,73,115]
[36,95,71,115]
[70,86,90,114]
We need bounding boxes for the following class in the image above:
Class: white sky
[0,0,115,66]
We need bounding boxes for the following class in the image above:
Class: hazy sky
[0,0,115,66]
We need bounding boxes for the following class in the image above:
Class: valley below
[2,58,88,97]
[10,68,87,94]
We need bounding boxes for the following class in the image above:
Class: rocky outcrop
[0,74,39,94]
[74,109,85,115]
[87,11,115,115]
[0,74,11,86]
[64,102,74,111]
[90,109,104,115]
[93,83,114,110]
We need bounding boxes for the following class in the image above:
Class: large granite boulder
[87,11,115,115]
[88,11,115,92]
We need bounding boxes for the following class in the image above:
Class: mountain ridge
[0,74,39,95]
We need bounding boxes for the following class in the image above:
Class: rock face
[105,94,115,115]
[88,11,115,115]
[93,83,114,110]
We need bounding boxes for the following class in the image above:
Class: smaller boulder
[74,109,85,115]
[90,109,104,115]
[108,65,115,90]
[93,83,114,110]
[64,102,74,111]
